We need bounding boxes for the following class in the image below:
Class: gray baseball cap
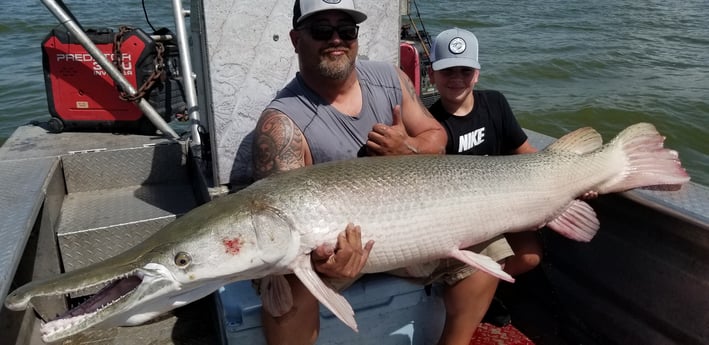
[293,0,368,28]
[430,28,481,71]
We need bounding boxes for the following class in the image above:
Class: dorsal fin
[545,127,603,154]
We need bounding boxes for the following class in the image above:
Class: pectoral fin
[259,275,293,317]
[292,255,358,332]
[547,200,599,242]
[449,248,515,283]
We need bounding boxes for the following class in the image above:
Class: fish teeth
[57,270,138,298]
[42,287,135,341]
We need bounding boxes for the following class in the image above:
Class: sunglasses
[298,24,359,41]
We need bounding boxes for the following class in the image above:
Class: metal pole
[172,0,202,146]
[41,0,180,139]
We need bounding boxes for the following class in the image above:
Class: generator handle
[41,0,180,140]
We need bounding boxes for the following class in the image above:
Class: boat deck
[0,124,220,345]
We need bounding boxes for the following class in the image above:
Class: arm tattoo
[398,69,419,103]
[398,69,434,118]
[252,109,305,180]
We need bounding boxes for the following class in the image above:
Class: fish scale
[258,154,571,271]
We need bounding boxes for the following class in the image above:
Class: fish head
[4,193,298,342]
[151,196,300,283]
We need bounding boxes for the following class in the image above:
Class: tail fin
[595,123,690,194]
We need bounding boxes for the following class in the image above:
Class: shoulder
[475,89,506,101]
[356,60,399,81]
[273,74,306,100]
[255,108,295,133]
[252,108,307,180]
[357,59,395,70]
[475,90,512,113]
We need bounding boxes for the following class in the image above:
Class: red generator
[42,27,185,134]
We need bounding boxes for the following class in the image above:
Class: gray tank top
[267,60,402,164]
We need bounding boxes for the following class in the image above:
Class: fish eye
[174,252,192,268]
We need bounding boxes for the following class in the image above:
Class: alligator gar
[4,123,690,342]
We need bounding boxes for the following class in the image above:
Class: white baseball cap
[292,0,368,28]
[430,28,481,71]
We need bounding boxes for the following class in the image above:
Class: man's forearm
[408,129,446,154]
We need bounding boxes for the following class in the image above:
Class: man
[427,27,543,341]
[251,0,446,344]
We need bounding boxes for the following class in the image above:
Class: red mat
[469,323,535,345]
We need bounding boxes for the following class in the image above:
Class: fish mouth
[12,259,223,343]
[39,271,145,341]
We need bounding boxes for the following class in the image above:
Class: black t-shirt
[429,90,527,155]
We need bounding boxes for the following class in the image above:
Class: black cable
[142,0,158,32]
[411,0,431,50]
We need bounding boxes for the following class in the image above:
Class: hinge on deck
[67,148,107,154]
[142,142,176,148]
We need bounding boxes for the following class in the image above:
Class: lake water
[1,0,706,185]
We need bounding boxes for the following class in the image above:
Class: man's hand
[311,223,375,279]
[366,105,418,156]
[580,190,599,200]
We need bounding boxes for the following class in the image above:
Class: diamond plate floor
[57,184,197,271]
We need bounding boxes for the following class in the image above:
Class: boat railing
[171,0,202,147]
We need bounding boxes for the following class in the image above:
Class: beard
[317,51,355,80]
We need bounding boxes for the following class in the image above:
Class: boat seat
[400,42,421,96]
[219,273,445,344]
